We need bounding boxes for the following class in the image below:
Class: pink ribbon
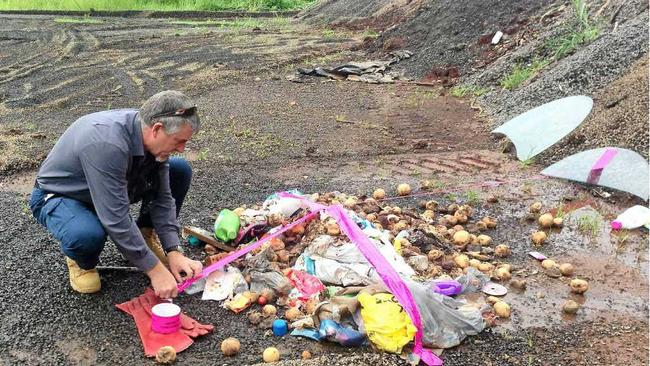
[587,148,618,184]
[278,192,442,365]
[177,210,319,292]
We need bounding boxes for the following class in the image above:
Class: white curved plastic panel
[492,96,593,161]
[542,147,649,200]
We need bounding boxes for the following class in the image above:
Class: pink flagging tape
[587,148,618,184]
[278,192,443,365]
[177,210,320,293]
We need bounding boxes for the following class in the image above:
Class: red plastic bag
[285,269,325,301]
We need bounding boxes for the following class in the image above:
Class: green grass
[0,0,315,11]
[520,156,535,167]
[545,0,600,60]
[500,57,550,90]
[445,193,458,202]
[321,28,347,39]
[577,214,600,237]
[500,0,600,91]
[54,16,103,24]
[464,190,479,206]
[362,29,380,39]
[196,148,210,161]
[450,85,488,98]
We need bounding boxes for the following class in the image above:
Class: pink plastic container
[151,303,181,334]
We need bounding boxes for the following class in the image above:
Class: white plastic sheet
[542,147,649,200]
[492,96,593,161]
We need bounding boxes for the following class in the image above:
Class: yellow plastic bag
[358,292,416,353]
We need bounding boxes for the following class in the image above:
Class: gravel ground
[298,0,423,30]
[0,8,648,366]
[461,0,649,161]
[537,56,649,162]
[368,0,557,76]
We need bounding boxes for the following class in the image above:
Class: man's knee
[169,157,192,184]
[65,223,106,259]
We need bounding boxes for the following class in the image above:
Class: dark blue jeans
[29,157,192,269]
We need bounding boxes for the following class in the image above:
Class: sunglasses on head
[150,106,197,121]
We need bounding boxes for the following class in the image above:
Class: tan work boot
[65,257,101,294]
[140,227,168,266]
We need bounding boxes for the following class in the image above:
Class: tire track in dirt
[0,17,355,112]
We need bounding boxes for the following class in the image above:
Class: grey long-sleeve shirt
[36,109,180,271]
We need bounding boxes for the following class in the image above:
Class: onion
[453,230,470,245]
[262,305,277,317]
[397,183,412,196]
[529,202,542,213]
[284,307,303,321]
[570,279,589,294]
[562,300,580,314]
[326,222,340,236]
[221,337,241,356]
[538,213,554,228]
[263,347,280,363]
[425,200,439,211]
[510,279,527,290]
[482,216,497,228]
[559,263,574,276]
[478,262,495,272]
[427,249,444,261]
[495,267,511,281]
[454,254,470,268]
[493,301,511,318]
[494,244,511,257]
[477,234,492,246]
[541,259,557,270]
[422,210,435,221]
[155,346,177,364]
[531,231,547,245]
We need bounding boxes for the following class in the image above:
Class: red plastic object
[285,269,325,301]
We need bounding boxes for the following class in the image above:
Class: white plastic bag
[611,205,650,230]
[202,266,248,301]
[406,280,485,349]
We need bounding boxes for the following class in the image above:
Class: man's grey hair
[139,90,200,134]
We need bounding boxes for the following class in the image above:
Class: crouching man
[30,90,202,299]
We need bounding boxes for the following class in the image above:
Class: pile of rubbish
[176,186,531,364]
[288,50,413,84]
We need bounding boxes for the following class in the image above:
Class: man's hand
[146,262,178,299]
[167,251,203,283]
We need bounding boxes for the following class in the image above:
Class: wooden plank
[182,226,235,252]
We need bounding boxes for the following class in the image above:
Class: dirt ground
[0,12,647,366]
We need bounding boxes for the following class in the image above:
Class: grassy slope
[0,0,315,11]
